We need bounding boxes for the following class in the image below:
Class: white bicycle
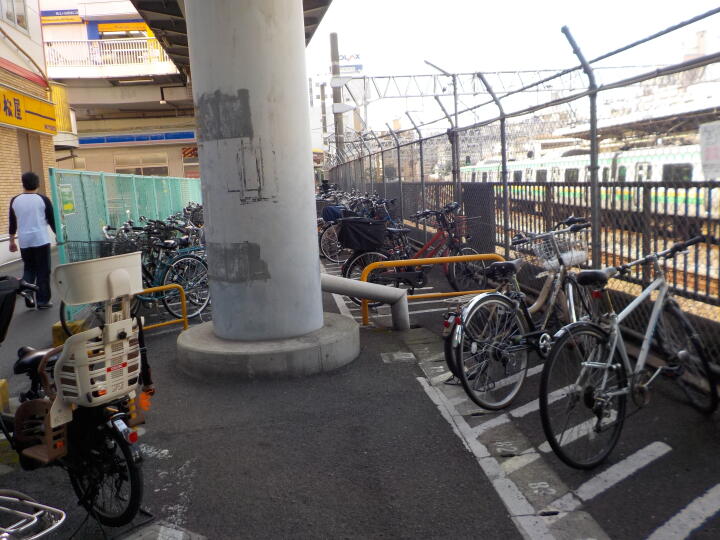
[539,235,718,469]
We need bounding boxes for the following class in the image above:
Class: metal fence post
[563,26,601,268]
[477,73,510,256]
[386,123,403,219]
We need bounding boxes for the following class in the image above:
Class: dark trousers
[20,244,51,305]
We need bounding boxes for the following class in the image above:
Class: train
[459,144,719,224]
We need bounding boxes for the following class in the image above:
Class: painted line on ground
[509,385,571,419]
[538,412,618,454]
[418,377,555,539]
[447,365,544,408]
[647,483,720,540]
[551,441,672,512]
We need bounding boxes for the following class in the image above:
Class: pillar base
[176,313,359,380]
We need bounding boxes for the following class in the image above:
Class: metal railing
[45,38,174,68]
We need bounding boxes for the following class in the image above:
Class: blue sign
[41,9,79,17]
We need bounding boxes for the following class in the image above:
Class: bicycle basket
[523,231,589,271]
[337,218,386,251]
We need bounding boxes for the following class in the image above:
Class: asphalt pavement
[2,255,720,539]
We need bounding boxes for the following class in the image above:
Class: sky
[305,0,720,144]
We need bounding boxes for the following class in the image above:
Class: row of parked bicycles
[318,190,717,470]
[61,203,210,336]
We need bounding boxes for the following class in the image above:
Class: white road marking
[502,452,541,475]
[418,378,555,539]
[551,441,672,512]
[647,483,720,540]
[447,365,543,407]
[509,385,571,419]
[538,411,618,454]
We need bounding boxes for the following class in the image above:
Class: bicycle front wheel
[457,294,529,410]
[656,302,718,414]
[540,323,627,469]
[161,255,210,318]
[447,245,488,291]
[342,251,392,308]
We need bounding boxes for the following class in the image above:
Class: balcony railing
[45,38,179,78]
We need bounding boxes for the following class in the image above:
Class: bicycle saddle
[486,258,523,279]
[155,239,178,250]
[14,347,60,376]
[576,267,616,288]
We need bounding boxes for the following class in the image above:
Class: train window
[471,172,477,182]
[481,172,488,182]
[584,166,591,181]
[551,167,560,182]
[525,168,533,182]
[564,168,579,183]
[536,169,548,182]
[662,163,692,182]
[618,166,627,182]
[602,167,610,181]
[513,170,522,183]
[636,162,652,181]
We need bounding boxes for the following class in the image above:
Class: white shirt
[10,193,54,249]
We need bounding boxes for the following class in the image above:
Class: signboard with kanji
[0,85,56,135]
[700,121,720,180]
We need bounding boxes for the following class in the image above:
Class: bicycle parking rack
[359,253,505,326]
[141,284,189,332]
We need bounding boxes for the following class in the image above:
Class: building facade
[39,0,197,178]
[0,0,57,243]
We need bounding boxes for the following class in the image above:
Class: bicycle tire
[539,323,627,469]
[319,223,352,264]
[69,429,143,527]
[447,244,488,291]
[656,301,718,414]
[341,251,394,308]
[161,255,210,318]
[443,327,461,379]
[457,294,529,410]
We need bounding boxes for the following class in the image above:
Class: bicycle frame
[581,258,671,396]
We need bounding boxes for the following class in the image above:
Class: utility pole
[330,33,344,158]
[320,82,328,166]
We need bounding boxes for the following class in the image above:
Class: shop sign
[0,85,56,135]
[40,9,81,24]
[58,185,76,215]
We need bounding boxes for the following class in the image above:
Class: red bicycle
[341,202,488,306]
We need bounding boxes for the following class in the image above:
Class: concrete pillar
[185,0,323,340]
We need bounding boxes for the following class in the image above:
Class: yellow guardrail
[141,284,189,331]
[359,253,505,325]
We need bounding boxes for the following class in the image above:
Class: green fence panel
[51,168,202,244]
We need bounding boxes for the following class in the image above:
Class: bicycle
[445,217,593,410]
[0,270,145,527]
[341,202,485,306]
[539,235,718,469]
[60,220,209,336]
[0,489,65,538]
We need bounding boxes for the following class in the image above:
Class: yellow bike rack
[359,253,505,325]
[140,284,189,331]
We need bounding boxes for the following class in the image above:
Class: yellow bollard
[0,379,8,413]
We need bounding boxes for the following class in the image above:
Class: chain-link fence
[327,11,720,362]
[49,168,202,263]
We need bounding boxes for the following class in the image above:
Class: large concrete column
[185,0,322,340]
[178,0,359,379]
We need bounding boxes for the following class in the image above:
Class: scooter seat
[13,347,59,376]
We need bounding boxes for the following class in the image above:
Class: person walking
[8,172,56,309]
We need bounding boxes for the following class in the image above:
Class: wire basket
[521,231,589,271]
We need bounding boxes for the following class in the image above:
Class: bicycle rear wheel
[319,223,352,264]
[540,324,627,469]
[457,294,529,410]
[161,255,210,318]
[656,302,718,414]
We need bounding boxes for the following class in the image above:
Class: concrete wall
[0,0,45,75]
